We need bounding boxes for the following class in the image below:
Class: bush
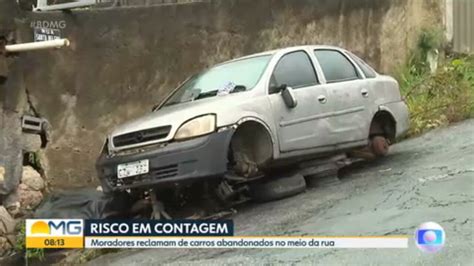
[397,27,474,136]
[399,55,474,136]
[407,28,443,76]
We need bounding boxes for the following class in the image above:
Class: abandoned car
[96,45,409,205]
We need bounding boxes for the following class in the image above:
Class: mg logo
[27,219,83,236]
[48,221,82,235]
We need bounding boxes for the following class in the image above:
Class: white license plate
[117,159,149,179]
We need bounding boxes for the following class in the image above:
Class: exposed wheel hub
[371,136,389,156]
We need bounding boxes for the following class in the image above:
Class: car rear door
[313,49,372,144]
[268,50,333,152]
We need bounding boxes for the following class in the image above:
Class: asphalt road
[90,120,474,265]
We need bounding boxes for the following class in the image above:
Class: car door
[268,50,333,152]
[313,49,372,144]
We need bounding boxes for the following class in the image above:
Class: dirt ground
[89,120,474,265]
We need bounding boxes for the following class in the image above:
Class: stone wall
[1,0,27,197]
[18,0,443,188]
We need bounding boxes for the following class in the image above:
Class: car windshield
[162,55,272,107]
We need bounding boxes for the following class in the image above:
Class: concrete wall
[20,0,443,188]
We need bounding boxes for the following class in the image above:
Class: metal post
[34,0,97,11]
[5,38,70,53]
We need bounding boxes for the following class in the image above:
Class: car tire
[305,167,340,188]
[249,173,306,202]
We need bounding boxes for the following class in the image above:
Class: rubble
[0,152,45,258]
[21,166,44,191]
[0,206,15,235]
[5,202,20,218]
[18,183,43,210]
[2,191,20,214]
[0,166,46,212]
[0,206,15,256]
[0,236,12,257]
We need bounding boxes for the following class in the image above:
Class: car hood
[109,92,251,150]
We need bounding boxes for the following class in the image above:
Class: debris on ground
[21,166,44,191]
[0,206,15,256]
[18,183,43,210]
[0,165,46,257]
[34,189,132,219]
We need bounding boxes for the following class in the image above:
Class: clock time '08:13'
[44,239,65,246]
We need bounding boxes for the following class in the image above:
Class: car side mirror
[269,84,285,94]
[281,86,297,108]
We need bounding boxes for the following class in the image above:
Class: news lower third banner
[26,219,409,249]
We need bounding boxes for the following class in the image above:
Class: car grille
[112,164,179,187]
[113,126,171,148]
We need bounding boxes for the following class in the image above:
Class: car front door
[268,50,333,152]
[313,49,372,144]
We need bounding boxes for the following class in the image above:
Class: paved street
[90,120,474,265]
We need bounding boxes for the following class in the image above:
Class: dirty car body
[96,45,409,195]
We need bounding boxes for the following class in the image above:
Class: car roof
[220,45,345,65]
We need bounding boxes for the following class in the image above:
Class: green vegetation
[15,222,45,261]
[76,248,120,263]
[25,151,44,174]
[397,28,474,136]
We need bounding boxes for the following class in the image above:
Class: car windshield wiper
[160,89,202,109]
[163,97,196,107]
[230,85,247,93]
[160,85,248,109]
[195,85,247,99]
[195,90,219,100]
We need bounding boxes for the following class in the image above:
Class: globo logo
[415,222,445,253]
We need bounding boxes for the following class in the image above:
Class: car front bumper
[96,129,234,192]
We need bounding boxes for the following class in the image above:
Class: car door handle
[317,95,327,104]
[361,88,369,97]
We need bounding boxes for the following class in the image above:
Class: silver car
[97,45,409,201]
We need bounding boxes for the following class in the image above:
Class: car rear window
[346,52,377,78]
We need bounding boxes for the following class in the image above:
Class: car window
[314,50,360,83]
[162,55,272,107]
[270,51,318,91]
[346,52,377,78]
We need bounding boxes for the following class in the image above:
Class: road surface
[90,120,474,265]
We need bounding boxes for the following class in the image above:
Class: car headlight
[174,114,216,140]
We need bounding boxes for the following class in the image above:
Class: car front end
[96,113,235,194]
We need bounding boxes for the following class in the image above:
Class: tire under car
[248,173,307,202]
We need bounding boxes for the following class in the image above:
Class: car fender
[218,112,280,160]
[377,102,410,138]
[377,105,397,120]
